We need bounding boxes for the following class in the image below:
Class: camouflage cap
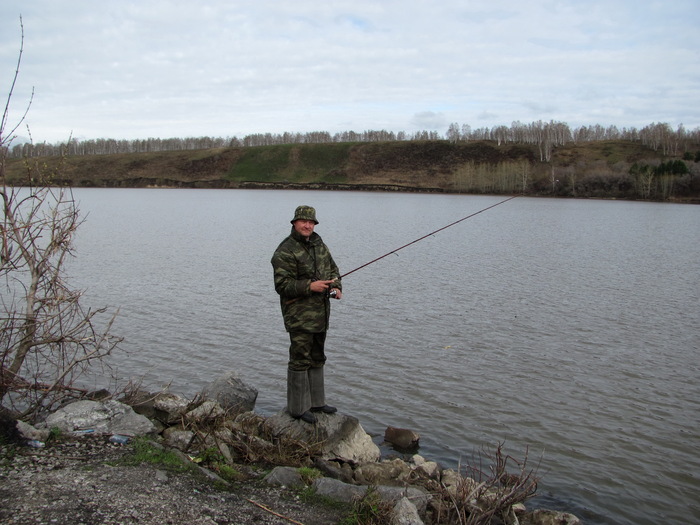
[290,205,319,224]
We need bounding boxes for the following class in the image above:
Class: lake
[64,188,699,524]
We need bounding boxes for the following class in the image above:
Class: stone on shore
[264,466,305,488]
[266,410,380,464]
[384,426,420,451]
[392,497,424,525]
[42,400,156,436]
[201,371,258,413]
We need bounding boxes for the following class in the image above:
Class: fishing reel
[313,277,339,298]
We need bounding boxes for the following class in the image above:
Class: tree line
[5,120,698,161]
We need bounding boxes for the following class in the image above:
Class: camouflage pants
[288,332,327,371]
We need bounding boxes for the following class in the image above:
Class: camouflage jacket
[271,228,342,333]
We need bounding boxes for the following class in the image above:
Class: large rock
[375,486,430,515]
[354,458,412,486]
[411,454,441,480]
[264,466,304,488]
[42,400,156,436]
[522,509,582,525]
[391,497,424,525]
[201,371,258,413]
[384,426,420,451]
[153,392,190,424]
[266,411,380,464]
[312,477,367,503]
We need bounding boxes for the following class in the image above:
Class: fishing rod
[339,194,520,279]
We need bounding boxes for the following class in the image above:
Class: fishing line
[339,194,520,279]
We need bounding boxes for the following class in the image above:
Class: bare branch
[1,16,34,149]
[1,20,123,420]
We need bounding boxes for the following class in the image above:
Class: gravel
[0,435,348,525]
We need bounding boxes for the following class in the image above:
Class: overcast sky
[2,0,698,144]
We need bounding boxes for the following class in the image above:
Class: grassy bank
[5,139,699,201]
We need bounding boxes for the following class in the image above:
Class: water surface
[66,189,700,524]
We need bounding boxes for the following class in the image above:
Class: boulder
[153,392,190,424]
[375,486,430,515]
[15,420,50,442]
[185,400,225,422]
[266,410,380,464]
[119,389,158,418]
[201,371,258,413]
[522,509,582,525]
[391,497,424,525]
[312,477,367,503]
[384,426,420,451]
[411,454,441,480]
[264,466,304,488]
[42,400,156,436]
[439,469,461,497]
[354,458,411,485]
[162,426,195,451]
[312,457,355,484]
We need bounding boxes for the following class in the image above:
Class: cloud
[1,0,698,143]
[411,111,447,130]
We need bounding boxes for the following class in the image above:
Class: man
[271,205,342,424]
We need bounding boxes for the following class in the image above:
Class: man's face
[293,219,316,239]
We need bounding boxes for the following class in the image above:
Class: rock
[232,411,266,435]
[119,389,158,418]
[201,371,258,413]
[523,509,582,525]
[266,411,380,464]
[312,477,367,503]
[384,426,420,451]
[411,454,441,479]
[354,458,411,486]
[185,400,225,421]
[440,469,461,497]
[391,497,424,525]
[42,400,156,436]
[153,393,190,424]
[15,420,50,442]
[217,441,233,463]
[375,486,430,515]
[435,469,483,507]
[264,466,304,488]
[312,457,355,484]
[85,388,111,400]
[162,427,195,451]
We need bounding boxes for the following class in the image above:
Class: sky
[1,0,699,144]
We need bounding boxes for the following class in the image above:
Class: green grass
[226,143,352,183]
[297,466,322,484]
[116,437,192,473]
[298,485,351,512]
[338,487,393,525]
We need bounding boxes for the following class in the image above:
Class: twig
[245,498,305,525]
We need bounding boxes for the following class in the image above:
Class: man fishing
[271,205,342,424]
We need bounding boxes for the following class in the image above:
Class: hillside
[5,140,699,201]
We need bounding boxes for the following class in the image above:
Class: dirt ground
[0,434,348,525]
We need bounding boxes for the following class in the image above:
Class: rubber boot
[308,367,337,414]
[287,369,316,423]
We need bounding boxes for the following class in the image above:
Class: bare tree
[1,18,122,421]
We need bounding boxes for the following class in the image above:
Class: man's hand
[309,279,336,294]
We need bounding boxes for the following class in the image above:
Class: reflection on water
[67,189,700,525]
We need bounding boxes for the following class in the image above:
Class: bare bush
[1,18,122,420]
[435,442,541,525]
